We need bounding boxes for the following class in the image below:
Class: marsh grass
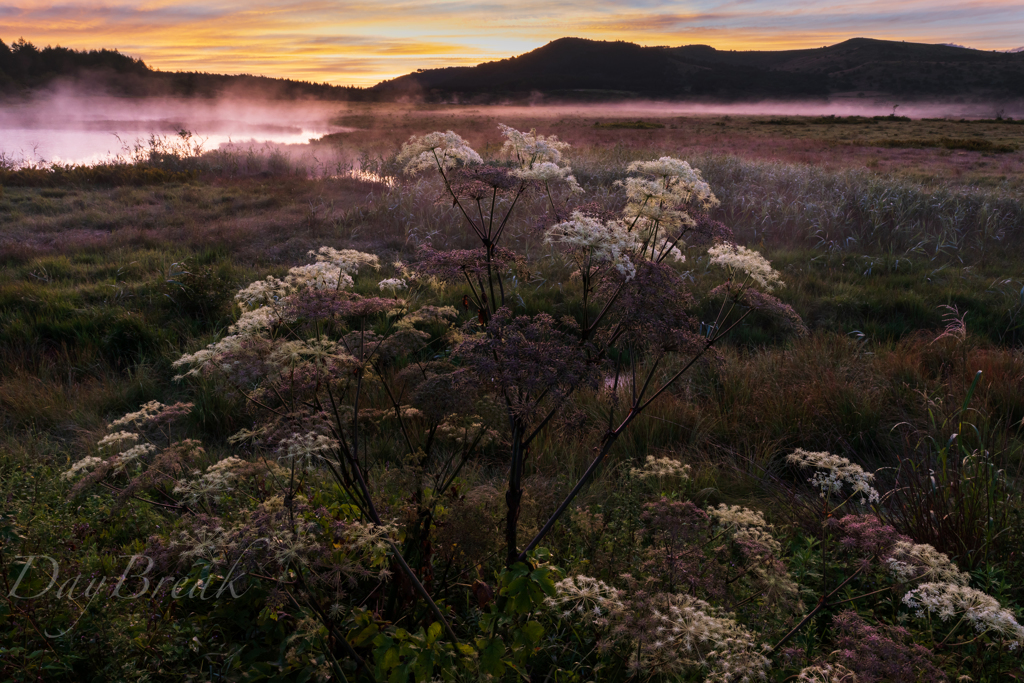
[870,137,1018,153]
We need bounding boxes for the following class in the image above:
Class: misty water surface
[0,94,347,166]
[2,92,1018,167]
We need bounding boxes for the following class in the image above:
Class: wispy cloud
[2,0,1021,85]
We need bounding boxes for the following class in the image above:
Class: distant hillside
[0,37,362,100]
[372,37,1024,102]
[4,36,1023,103]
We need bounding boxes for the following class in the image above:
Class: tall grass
[565,146,1024,257]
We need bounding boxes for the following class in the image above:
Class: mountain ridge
[372,37,1024,102]
[2,36,1022,103]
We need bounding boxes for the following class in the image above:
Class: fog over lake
[0,94,347,166]
[1,91,1019,167]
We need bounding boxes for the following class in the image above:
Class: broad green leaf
[478,637,506,676]
[520,621,544,644]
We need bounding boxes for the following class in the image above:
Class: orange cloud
[2,0,1021,85]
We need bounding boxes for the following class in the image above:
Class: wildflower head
[708,243,783,292]
[887,541,971,586]
[786,449,879,505]
[630,455,691,482]
[378,278,407,294]
[277,432,339,471]
[903,582,1024,649]
[398,131,482,174]
[498,124,570,166]
[308,247,380,274]
[545,211,638,280]
[545,575,623,622]
[625,156,718,211]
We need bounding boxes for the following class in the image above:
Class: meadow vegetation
[1,107,1023,682]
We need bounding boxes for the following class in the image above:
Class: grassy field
[2,106,1023,681]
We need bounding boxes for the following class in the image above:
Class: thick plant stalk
[388,540,459,643]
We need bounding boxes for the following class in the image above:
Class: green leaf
[379,645,399,672]
[351,623,379,647]
[389,661,413,683]
[412,649,435,682]
[426,621,443,646]
[477,637,506,676]
[520,621,544,644]
[530,567,557,597]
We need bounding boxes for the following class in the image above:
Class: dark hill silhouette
[3,36,1022,103]
[373,37,1024,102]
[0,37,362,100]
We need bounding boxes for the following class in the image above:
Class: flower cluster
[708,243,784,292]
[378,278,407,293]
[496,124,582,194]
[903,582,1024,649]
[109,400,191,429]
[625,157,718,212]
[498,124,571,165]
[617,157,718,240]
[546,211,639,280]
[235,276,288,311]
[630,455,692,482]
[636,592,771,682]
[111,443,157,471]
[886,541,971,586]
[795,664,859,682]
[786,449,880,504]
[173,456,248,506]
[97,431,140,450]
[173,247,384,382]
[395,305,458,330]
[61,456,105,481]
[284,262,354,292]
[709,504,770,530]
[277,432,339,471]
[309,247,381,274]
[545,575,623,622]
[398,131,483,173]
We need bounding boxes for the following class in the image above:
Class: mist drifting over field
[1,88,1021,167]
[0,89,349,166]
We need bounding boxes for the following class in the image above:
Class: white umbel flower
[626,157,718,211]
[308,247,380,274]
[903,582,1024,649]
[97,431,140,450]
[498,124,570,166]
[61,456,105,481]
[109,400,167,428]
[545,575,623,622]
[378,278,407,292]
[630,455,692,482]
[546,211,639,280]
[887,541,971,586]
[398,131,482,173]
[785,449,879,504]
[708,243,783,292]
[796,664,859,682]
[278,432,339,470]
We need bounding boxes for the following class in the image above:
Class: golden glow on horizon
[2,0,1022,86]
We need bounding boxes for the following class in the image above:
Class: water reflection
[0,94,347,167]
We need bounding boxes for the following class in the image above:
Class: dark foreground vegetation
[1,111,1023,682]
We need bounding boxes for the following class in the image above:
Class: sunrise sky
[2,0,1023,87]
